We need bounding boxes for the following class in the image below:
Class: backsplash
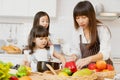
[0,22,32,48]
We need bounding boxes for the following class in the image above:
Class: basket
[95,71,115,80]
[29,70,97,80]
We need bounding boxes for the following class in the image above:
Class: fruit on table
[106,64,114,71]
[25,66,31,75]
[0,61,13,80]
[88,63,96,70]
[96,60,107,70]
[9,76,18,80]
[16,65,28,77]
[58,72,69,76]
[72,68,92,76]
[62,68,72,76]
[64,61,77,73]
[18,76,31,80]
[93,68,102,72]
[102,69,109,72]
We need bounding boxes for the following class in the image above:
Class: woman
[32,11,53,45]
[71,1,113,69]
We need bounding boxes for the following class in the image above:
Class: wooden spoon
[46,64,57,75]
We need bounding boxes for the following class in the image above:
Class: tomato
[64,61,77,73]
[9,76,18,80]
[62,68,72,75]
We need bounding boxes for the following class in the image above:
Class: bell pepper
[64,61,77,73]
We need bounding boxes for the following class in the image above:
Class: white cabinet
[0,0,57,17]
[0,0,28,17]
[28,0,56,17]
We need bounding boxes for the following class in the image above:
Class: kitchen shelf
[97,12,120,21]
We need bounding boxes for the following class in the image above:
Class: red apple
[96,60,107,70]
[106,64,114,71]
[94,68,102,72]
[88,63,96,70]
[9,76,18,80]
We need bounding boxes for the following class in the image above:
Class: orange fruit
[19,76,31,80]
[102,69,109,72]
[96,60,107,70]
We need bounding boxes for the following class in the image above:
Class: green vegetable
[16,72,27,77]
[16,65,28,77]
[0,60,12,80]
[17,65,27,73]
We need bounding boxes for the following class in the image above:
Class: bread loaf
[1,45,21,54]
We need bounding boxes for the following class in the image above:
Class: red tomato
[9,76,18,80]
[88,63,96,70]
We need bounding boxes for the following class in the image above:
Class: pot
[37,61,61,72]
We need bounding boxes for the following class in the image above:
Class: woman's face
[34,37,48,49]
[39,15,49,28]
[76,15,89,29]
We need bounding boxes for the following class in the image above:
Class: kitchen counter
[0,53,24,65]
[0,53,60,65]
[112,57,120,74]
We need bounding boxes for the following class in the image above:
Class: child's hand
[23,60,30,67]
[69,54,77,61]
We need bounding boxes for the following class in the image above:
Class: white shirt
[71,24,111,60]
[24,45,54,72]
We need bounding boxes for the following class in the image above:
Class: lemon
[58,72,69,76]
[62,68,72,76]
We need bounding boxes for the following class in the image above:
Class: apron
[79,35,113,66]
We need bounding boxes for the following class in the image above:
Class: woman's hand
[76,57,91,69]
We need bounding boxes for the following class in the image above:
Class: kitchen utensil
[46,64,57,75]
[31,52,61,72]
[7,26,13,43]
[37,61,60,72]
[13,26,18,44]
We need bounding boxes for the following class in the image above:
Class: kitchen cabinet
[0,0,57,17]
[0,0,28,17]
[28,0,56,17]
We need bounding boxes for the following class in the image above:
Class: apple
[106,64,114,71]
[9,76,18,80]
[94,68,102,72]
[88,63,96,70]
[96,60,107,70]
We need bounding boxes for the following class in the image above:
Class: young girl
[32,11,52,45]
[23,25,66,72]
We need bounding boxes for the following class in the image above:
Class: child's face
[39,15,49,29]
[76,15,89,29]
[34,37,48,49]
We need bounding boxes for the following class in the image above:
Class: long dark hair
[33,11,50,34]
[28,25,49,54]
[73,1,101,49]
